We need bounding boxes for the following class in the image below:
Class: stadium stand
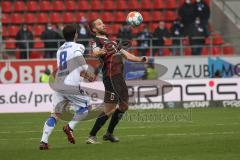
[0,0,234,58]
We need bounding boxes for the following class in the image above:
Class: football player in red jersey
[86,19,148,144]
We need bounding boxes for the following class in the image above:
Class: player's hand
[88,75,96,82]
[141,56,149,63]
[98,48,106,55]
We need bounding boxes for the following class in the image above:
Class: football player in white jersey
[39,24,95,150]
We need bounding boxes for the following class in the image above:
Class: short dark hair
[88,18,99,36]
[63,24,77,41]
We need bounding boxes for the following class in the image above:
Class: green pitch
[0,108,240,160]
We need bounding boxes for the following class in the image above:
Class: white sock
[68,110,88,130]
[68,121,79,130]
[40,122,55,143]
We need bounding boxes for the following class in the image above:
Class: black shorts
[103,74,128,104]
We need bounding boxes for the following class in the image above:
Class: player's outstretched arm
[120,49,148,62]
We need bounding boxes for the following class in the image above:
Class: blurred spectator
[39,68,51,83]
[188,17,209,55]
[137,26,151,56]
[41,23,62,58]
[153,21,170,56]
[170,20,184,56]
[179,0,196,36]
[16,24,34,59]
[56,24,64,38]
[78,16,90,54]
[194,0,210,34]
[117,22,133,40]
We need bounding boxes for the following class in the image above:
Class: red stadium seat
[11,13,25,24]
[8,25,19,37]
[114,12,126,22]
[165,11,177,21]
[201,47,209,55]
[40,1,52,11]
[53,1,65,11]
[33,25,45,36]
[78,0,91,10]
[184,47,192,55]
[162,48,172,56]
[128,0,141,10]
[91,0,103,10]
[32,38,44,59]
[165,23,173,30]
[5,38,16,49]
[27,1,39,12]
[149,23,158,32]
[34,38,44,49]
[88,12,101,21]
[103,0,116,10]
[2,1,12,13]
[211,46,222,55]
[13,1,26,12]
[37,13,50,24]
[182,37,190,45]
[2,13,11,24]
[131,27,139,35]
[66,0,77,11]
[164,39,173,46]
[205,37,211,45]
[2,26,8,37]
[116,0,128,10]
[153,0,166,9]
[223,44,234,55]
[111,24,121,35]
[50,12,63,23]
[141,0,153,10]
[142,11,152,22]
[25,13,37,24]
[166,0,178,9]
[152,11,164,22]
[76,12,88,22]
[30,52,43,59]
[204,0,211,6]
[63,12,76,23]
[212,33,224,45]
[179,0,185,6]
[101,12,114,23]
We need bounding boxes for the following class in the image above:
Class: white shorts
[52,92,90,114]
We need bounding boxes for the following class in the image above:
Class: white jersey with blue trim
[56,42,87,86]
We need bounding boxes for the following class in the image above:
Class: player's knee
[51,113,61,120]
[46,116,57,127]
[119,103,128,112]
[104,104,116,115]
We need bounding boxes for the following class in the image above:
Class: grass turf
[0,108,240,160]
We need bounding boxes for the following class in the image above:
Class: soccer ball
[126,11,143,27]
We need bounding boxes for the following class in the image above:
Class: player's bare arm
[120,49,148,62]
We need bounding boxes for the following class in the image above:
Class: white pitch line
[1,131,239,142]
[216,124,225,126]
[0,139,8,141]
[1,123,240,134]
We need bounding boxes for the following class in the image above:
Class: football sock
[107,108,125,134]
[68,121,78,131]
[68,108,88,130]
[89,112,109,136]
[40,117,57,143]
